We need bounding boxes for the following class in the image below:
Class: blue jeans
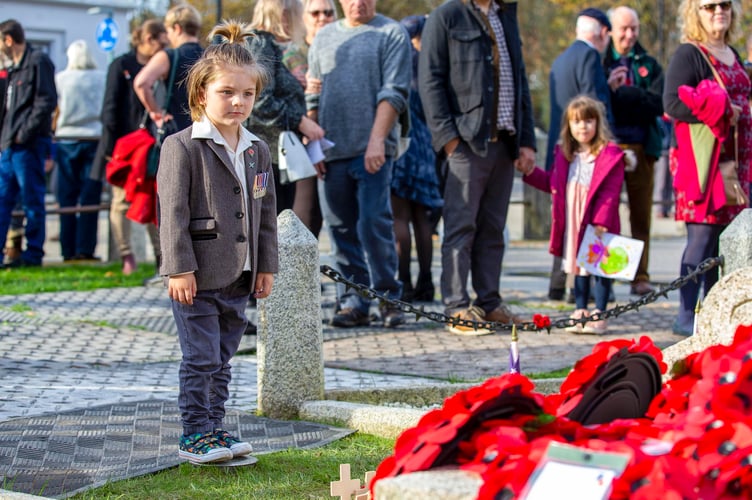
[172,272,251,436]
[55,141,102,259]
[574,275,612,311]
[318,155,402,313]
[0,137,51,264]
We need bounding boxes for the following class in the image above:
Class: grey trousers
[440,139,514,314]
[172,271,251,436]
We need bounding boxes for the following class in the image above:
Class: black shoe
[413,274,435,302]
[380,304,406,328]
[244,321,257,335]
[548,288,565,301]
[401,282,415,303]
[3,258,41,269]
[331,307,370,328]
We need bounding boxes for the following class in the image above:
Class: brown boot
[4,235,22,263]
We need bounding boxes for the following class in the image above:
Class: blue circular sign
[96,18,119,52]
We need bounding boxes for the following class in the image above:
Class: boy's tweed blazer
[157,126,279,291]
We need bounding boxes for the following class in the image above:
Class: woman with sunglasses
[246,0,325,216]
[663,0,750,335]
[279,0,337,238]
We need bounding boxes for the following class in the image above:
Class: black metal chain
[320,256,723,333]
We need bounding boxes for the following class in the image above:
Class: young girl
[519,95,625,334]
[157,22,277,464]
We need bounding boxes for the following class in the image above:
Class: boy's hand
[168,274,197,305]
[253,272,274,299]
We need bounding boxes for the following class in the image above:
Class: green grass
[68,433,393,500]
[528,367,571,379]
[0,262,157,295]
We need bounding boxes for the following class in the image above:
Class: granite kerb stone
[257,210,324,419]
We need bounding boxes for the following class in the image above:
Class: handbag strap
[694,43,726,90]
[694,43,738,165]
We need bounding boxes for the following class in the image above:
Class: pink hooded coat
[524,143,625,257]
[672,79,732,219]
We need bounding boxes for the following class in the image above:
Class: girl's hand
[253,272,274,299]
[514,147,536,175]
[594,225,608,237]
[168,274,196,305]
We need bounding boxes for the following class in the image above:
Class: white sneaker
[582,309,607,335]
[565,309,589,334]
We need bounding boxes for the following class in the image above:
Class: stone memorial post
[257,210,324,419]
[719,208,752,276]
[662,208,752,371]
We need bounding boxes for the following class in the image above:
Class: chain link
[320,256,723,333]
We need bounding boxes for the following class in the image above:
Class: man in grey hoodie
[306,0,412,329]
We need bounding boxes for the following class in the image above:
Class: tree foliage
[174,0,752,130]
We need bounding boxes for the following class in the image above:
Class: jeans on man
[55,141,102,259]
[318,155,402,313]
[0,137,51,264]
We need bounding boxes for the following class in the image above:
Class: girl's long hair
[559,95,612,162]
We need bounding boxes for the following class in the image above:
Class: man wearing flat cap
[544,7,614,301]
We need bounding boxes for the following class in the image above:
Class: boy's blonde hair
[559,95,612,162]
[186,21,270,122]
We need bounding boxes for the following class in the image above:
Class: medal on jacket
[253,172,268,199]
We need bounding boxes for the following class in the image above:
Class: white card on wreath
[575,225,644,281]
[520,442,630,500]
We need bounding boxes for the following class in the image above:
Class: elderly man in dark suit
[545,7,614,301]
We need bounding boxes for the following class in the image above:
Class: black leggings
[676,222,724,328]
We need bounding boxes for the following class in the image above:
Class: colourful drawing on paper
[576,225,644,281]
[586,240,630,275]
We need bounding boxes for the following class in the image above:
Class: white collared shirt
[192,116,259,272]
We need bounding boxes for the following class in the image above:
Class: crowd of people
[0,0,750,343]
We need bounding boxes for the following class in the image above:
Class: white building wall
[0,0,162,72]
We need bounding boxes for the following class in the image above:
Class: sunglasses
[308,9,334,17]
[698,1,732,12]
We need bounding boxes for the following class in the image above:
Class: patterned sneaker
[179,431,233,464]
[214,428,253,458]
